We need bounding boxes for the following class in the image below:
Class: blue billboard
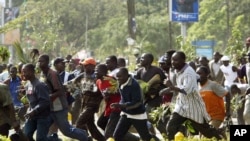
[192,40,216,60]
[169,0,199,22]
[196,48,213,60]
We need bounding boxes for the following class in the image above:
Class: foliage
[230,94,244,112]
[18,0,129,58]
[1,0,250,64]
[103,76,119,93]
[0,8,36,34]
[16,0,179,62]
[176,35,196,61]
[173,136,225,141]
[148,101,229,141]
[0,135,10,141]
[183,120,196,134]
[188,0,250,54]
[0,46,10,62]
[20,0,65,57]
[224,28,245,65]
[12,0,24,7]
[13,41,30,63]
[149,103,173,126]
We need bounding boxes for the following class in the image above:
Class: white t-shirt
[220,64,238,87]
[108,68,119,78]
[212,62,221,77]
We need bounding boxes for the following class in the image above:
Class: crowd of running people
[1,48,250,141]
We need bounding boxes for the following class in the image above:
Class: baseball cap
[53,57,68,65]
[220,56,230,61]
[80,58,96,66]
[158,55,167,63]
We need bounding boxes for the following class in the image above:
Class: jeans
[24,117,50,141]
[113,115,152,141]
[49,109,88,141]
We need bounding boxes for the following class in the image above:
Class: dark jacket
[119,76,145,115]
[25,78,50,118]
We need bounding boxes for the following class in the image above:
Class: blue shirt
[9,77,23,107]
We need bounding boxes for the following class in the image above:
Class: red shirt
[96,76,121,116]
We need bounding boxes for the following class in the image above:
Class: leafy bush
[0,135,10,141]
[0,46,10,62]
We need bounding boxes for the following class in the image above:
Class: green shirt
[0,83,13,126]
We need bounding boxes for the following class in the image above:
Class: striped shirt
[173,64,211,123]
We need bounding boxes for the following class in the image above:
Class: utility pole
[8,0,14,64]
[226,0,230,48]
[0,1,4,45]
[181,22,187,44]
[85,14,88,49]
[127,0,136,40]
[169,21,172,49]
[8,0,12,8]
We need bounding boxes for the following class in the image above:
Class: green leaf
[0,46,10,62]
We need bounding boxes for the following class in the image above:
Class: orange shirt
[199,80,227,121]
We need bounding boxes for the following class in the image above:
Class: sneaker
[218,127,227,140]
[87,136,93,141]
[48,133,62,141]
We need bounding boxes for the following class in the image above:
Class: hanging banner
[169,0,199,22]
[4,7,19,23]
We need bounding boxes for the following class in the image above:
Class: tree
[4,0,249,65]
[188,0,250,54]
[0,46,10,62]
